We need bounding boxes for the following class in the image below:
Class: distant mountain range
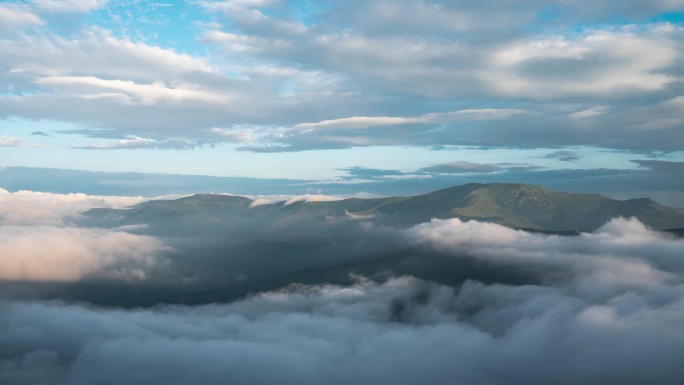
[14,183,677,307]
[84,183,684,235]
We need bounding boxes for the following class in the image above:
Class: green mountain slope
[82,183,684,236]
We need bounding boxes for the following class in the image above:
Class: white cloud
[570,106,608,119]
[199,0,307,36]
[295,109,526,130]
[35,76,232,105]
[487,26,680,98]
[247,193,347,207]
[0,188,146,226]
[82,136,200,150]
[202,30,264,52]
[1,29,214,81]
[32,0,110,13]
[247,192,380,207]
[0,188,683,383]
[0,135,25,147]
[0,189,169,282]
[1,0,683,153]
[0,225,164,282]
[296,116,423,130]
[0,4,43,29]
[206,127,256,143]
[406,217,684,298]
[283,194,345,206]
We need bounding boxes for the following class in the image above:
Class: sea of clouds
[1,190,683,384]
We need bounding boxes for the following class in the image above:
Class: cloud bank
[406,217,684,300]
[1,274,683,385]
[0,189,167,282]
[0,188,147,225]
[1,216,683,384]
[0,225,164,282]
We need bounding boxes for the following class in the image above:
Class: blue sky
[0,0,683,203]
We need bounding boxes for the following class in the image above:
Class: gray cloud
[235,97,684,151]
[419,162,501,174]
[633,159,684,173]
[2,216,684,384]
[406,217,684,295]
[339,166,407,181]
[543,150,581,162]
[199,1,684,152]
[202,0,682,100]
[418,162,542,174]
[0,26,366,145]
[1,182,684,384]
[0,1,682,152]
[2,160,684,206]
[0,3,43,30]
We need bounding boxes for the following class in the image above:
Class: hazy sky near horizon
[0,0,683,199]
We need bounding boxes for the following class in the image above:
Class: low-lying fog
[1,189,683,385]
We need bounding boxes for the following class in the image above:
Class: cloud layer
[1,216,684,384]
[0,188,145,225]
[1,1,683,152]
[406,217,684,299]
[0,225,164,282]
[2,275,683,385]
[0,189,167,282]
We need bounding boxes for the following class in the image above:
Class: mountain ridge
[82,183,684,234]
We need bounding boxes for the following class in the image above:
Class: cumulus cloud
[487,26,679,98]
[0,25,359,147]
[0,4,43,29]
[0,29,278,140]
[198,2,684,152]
[1,0,683,153]
[0,189,168,282]
[205,1,683,100]
[0,225,164,282]
[406,217,684,300]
